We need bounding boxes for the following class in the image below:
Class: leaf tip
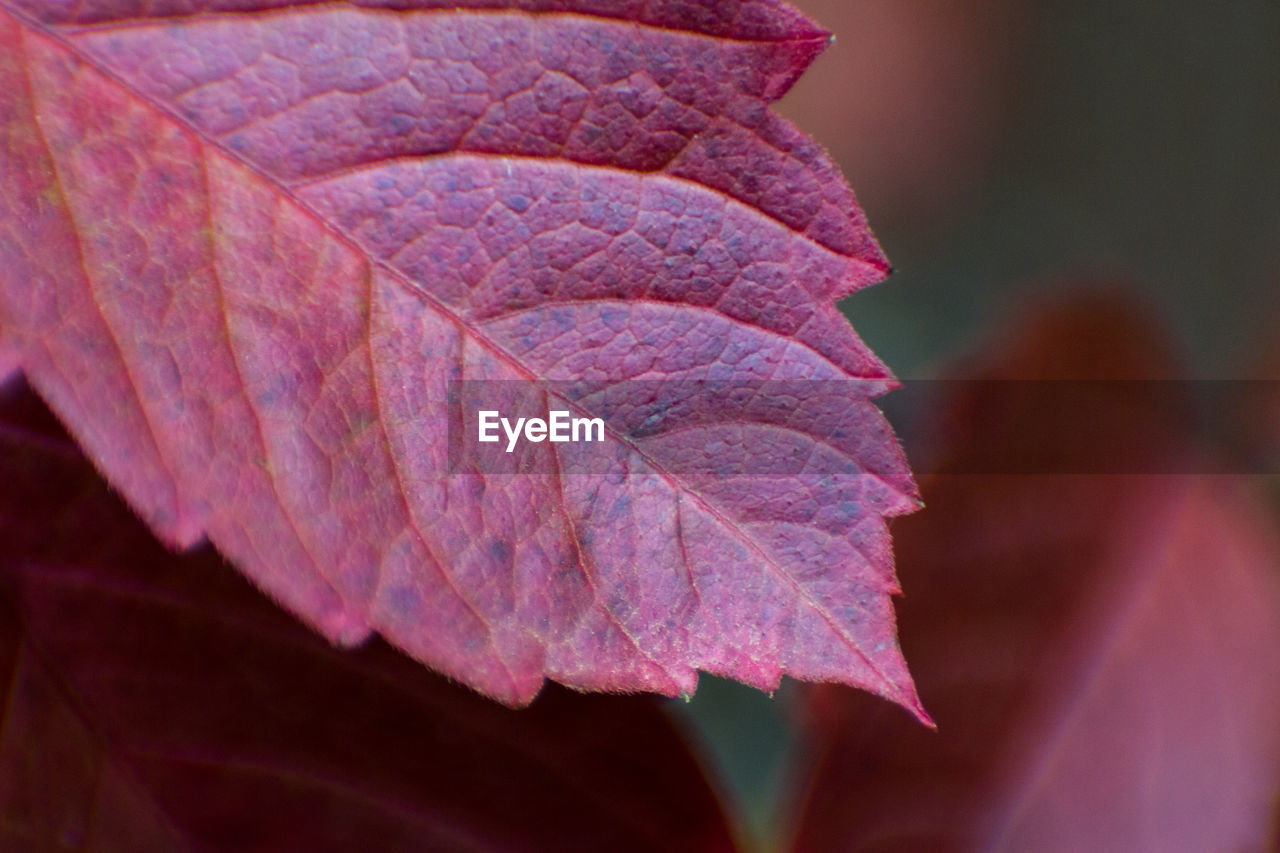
[892,682,935,730]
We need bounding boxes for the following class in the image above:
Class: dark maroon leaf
[0,377,738,852]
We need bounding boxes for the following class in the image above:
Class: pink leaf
[0,377,738,851]
[0,1,924,714]
[785,293,1280,851]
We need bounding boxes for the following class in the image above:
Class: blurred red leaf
[0,0,924,713]
[785,292,1280,851]
[0,376,738,852]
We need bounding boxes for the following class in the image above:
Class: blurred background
[672,1,1280,848]
[4,2,1278,849]
[782,0,1280,380]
